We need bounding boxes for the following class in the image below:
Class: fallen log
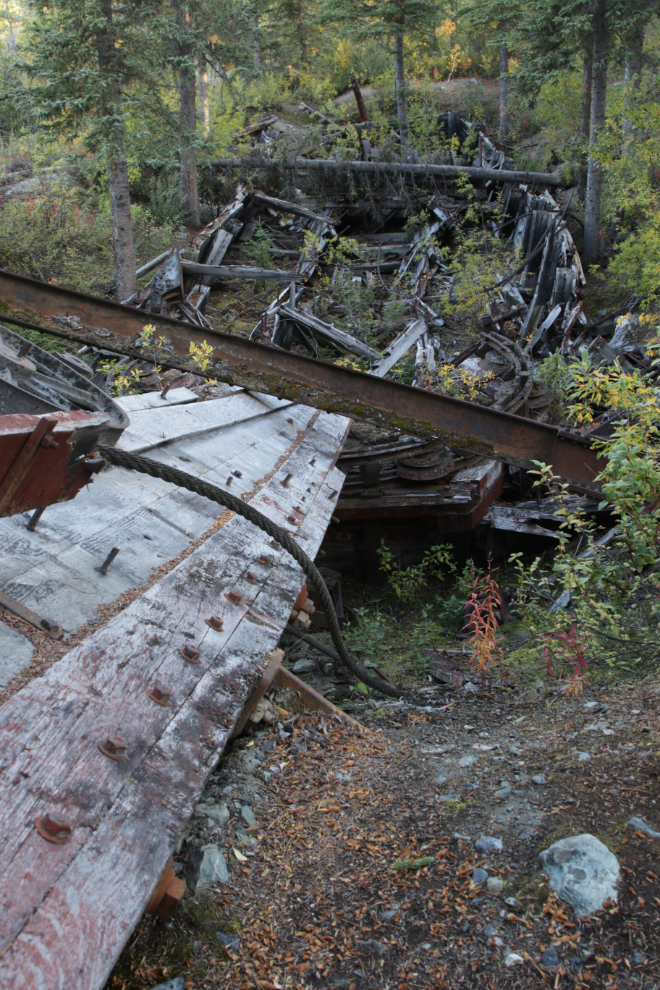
[180,261,304,281]
[212,156,572,188]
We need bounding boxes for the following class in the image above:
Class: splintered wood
[0,409,349,990]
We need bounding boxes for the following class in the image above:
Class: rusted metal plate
[0,411,107,516]
[0,268,604,489]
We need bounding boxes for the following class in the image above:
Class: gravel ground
[107,671,660,990]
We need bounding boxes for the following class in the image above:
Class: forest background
[0,0,657,310]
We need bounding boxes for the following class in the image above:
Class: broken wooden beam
[253,191,331,224]
[368,318,426,378]
[212,156,572,187]
[281,304,379,362]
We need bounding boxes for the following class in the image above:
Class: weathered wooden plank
[117,390,293,453]
[181,261,303,282]
[368,318,425,378]
[0,401,317,633]
[281,305,379,362]
[0,410,350,990]
[114,387,199,413]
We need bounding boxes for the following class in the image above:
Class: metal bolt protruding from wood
[205,616,224,631]
[18,340,32,359]
[26,506,45,532]
[160,383,172,400]
[148,685,172,707]
[41,434,59,449]
[282,473,293,487]
[226,476,233,485]
[179,644,201,664]
[232,470,243,478]
[226,591,244,605]
[98,736,127,761]
[35,812,71,844]
[286,515,298,524]
[268,540,281,551]
[97,547,120,576]
[245,571,260,584]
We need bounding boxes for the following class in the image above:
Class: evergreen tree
[321,0,439,142]
[21,0,157,300]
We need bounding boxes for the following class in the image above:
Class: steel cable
[98,445,401,698]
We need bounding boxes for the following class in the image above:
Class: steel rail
[0,268,603,489]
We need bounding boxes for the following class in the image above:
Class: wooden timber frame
[0,408,350,990]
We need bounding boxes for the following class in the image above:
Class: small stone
[483,923,498,938]
[438,793,459,802]
[380,903,400,921]
[191,844,228,890]
[493,936,504,947]
[323,662,334,675]
[505,953,524,968]
[472,867,489,886]
[505,897,519,908]
[462,681,479,694]
[436,772,448,784]
[241,805,257,827]
[487,877,504,894]
[627,817,660,839]
[633,952,646,965]
[262,739,276,752]
[458,754,478,767]
[357,939,385,956]
[517,828,533,841]
[206,804,230,827]
[541,946,559,968]
[292,657,317,674]
[494,781,512,800]
[476,835,503,854]
[532,774,546,785]
[149,981,185,990]
[216,931,240,951]
[539,834,620,917]
[575,751,591,761]
[508,745,523,756]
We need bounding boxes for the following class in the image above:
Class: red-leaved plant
[464,558,504,692]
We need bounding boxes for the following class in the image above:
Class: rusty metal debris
[34,813,71,844]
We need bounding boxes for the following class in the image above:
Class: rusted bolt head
[99,736,127,761]
[286,515,299,525]
[35,813,71,844]
[245,570,259,584]
[294,505,303,512]
[268,540,281,551]
[205,615,224,631]
[148,685,172,706]
[226,590,245,605]
[179,644,201,664]
[40,435,59,449]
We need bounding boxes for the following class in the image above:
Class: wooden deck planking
[116,390,293,453]
[0,401,319,631]
[0,410,349,990]
[114,386,199,413]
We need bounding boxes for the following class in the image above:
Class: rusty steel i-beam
[0,268,603,490]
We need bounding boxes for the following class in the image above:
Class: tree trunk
[253,14,260,68]
[97,0,136,302]
[394,31,408,143]
[176,3,200,229]
[498,43,509,141]
[199,68,209,136]
[577,41,593,200]
[582,4,608,268]
[297,0,307,62]
[623,18,644,142]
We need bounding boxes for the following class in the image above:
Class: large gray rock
[149,980,184,990]
[539,834,619,917]
[190,843,229,891]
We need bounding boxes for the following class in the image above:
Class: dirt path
[108,675,660,990]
